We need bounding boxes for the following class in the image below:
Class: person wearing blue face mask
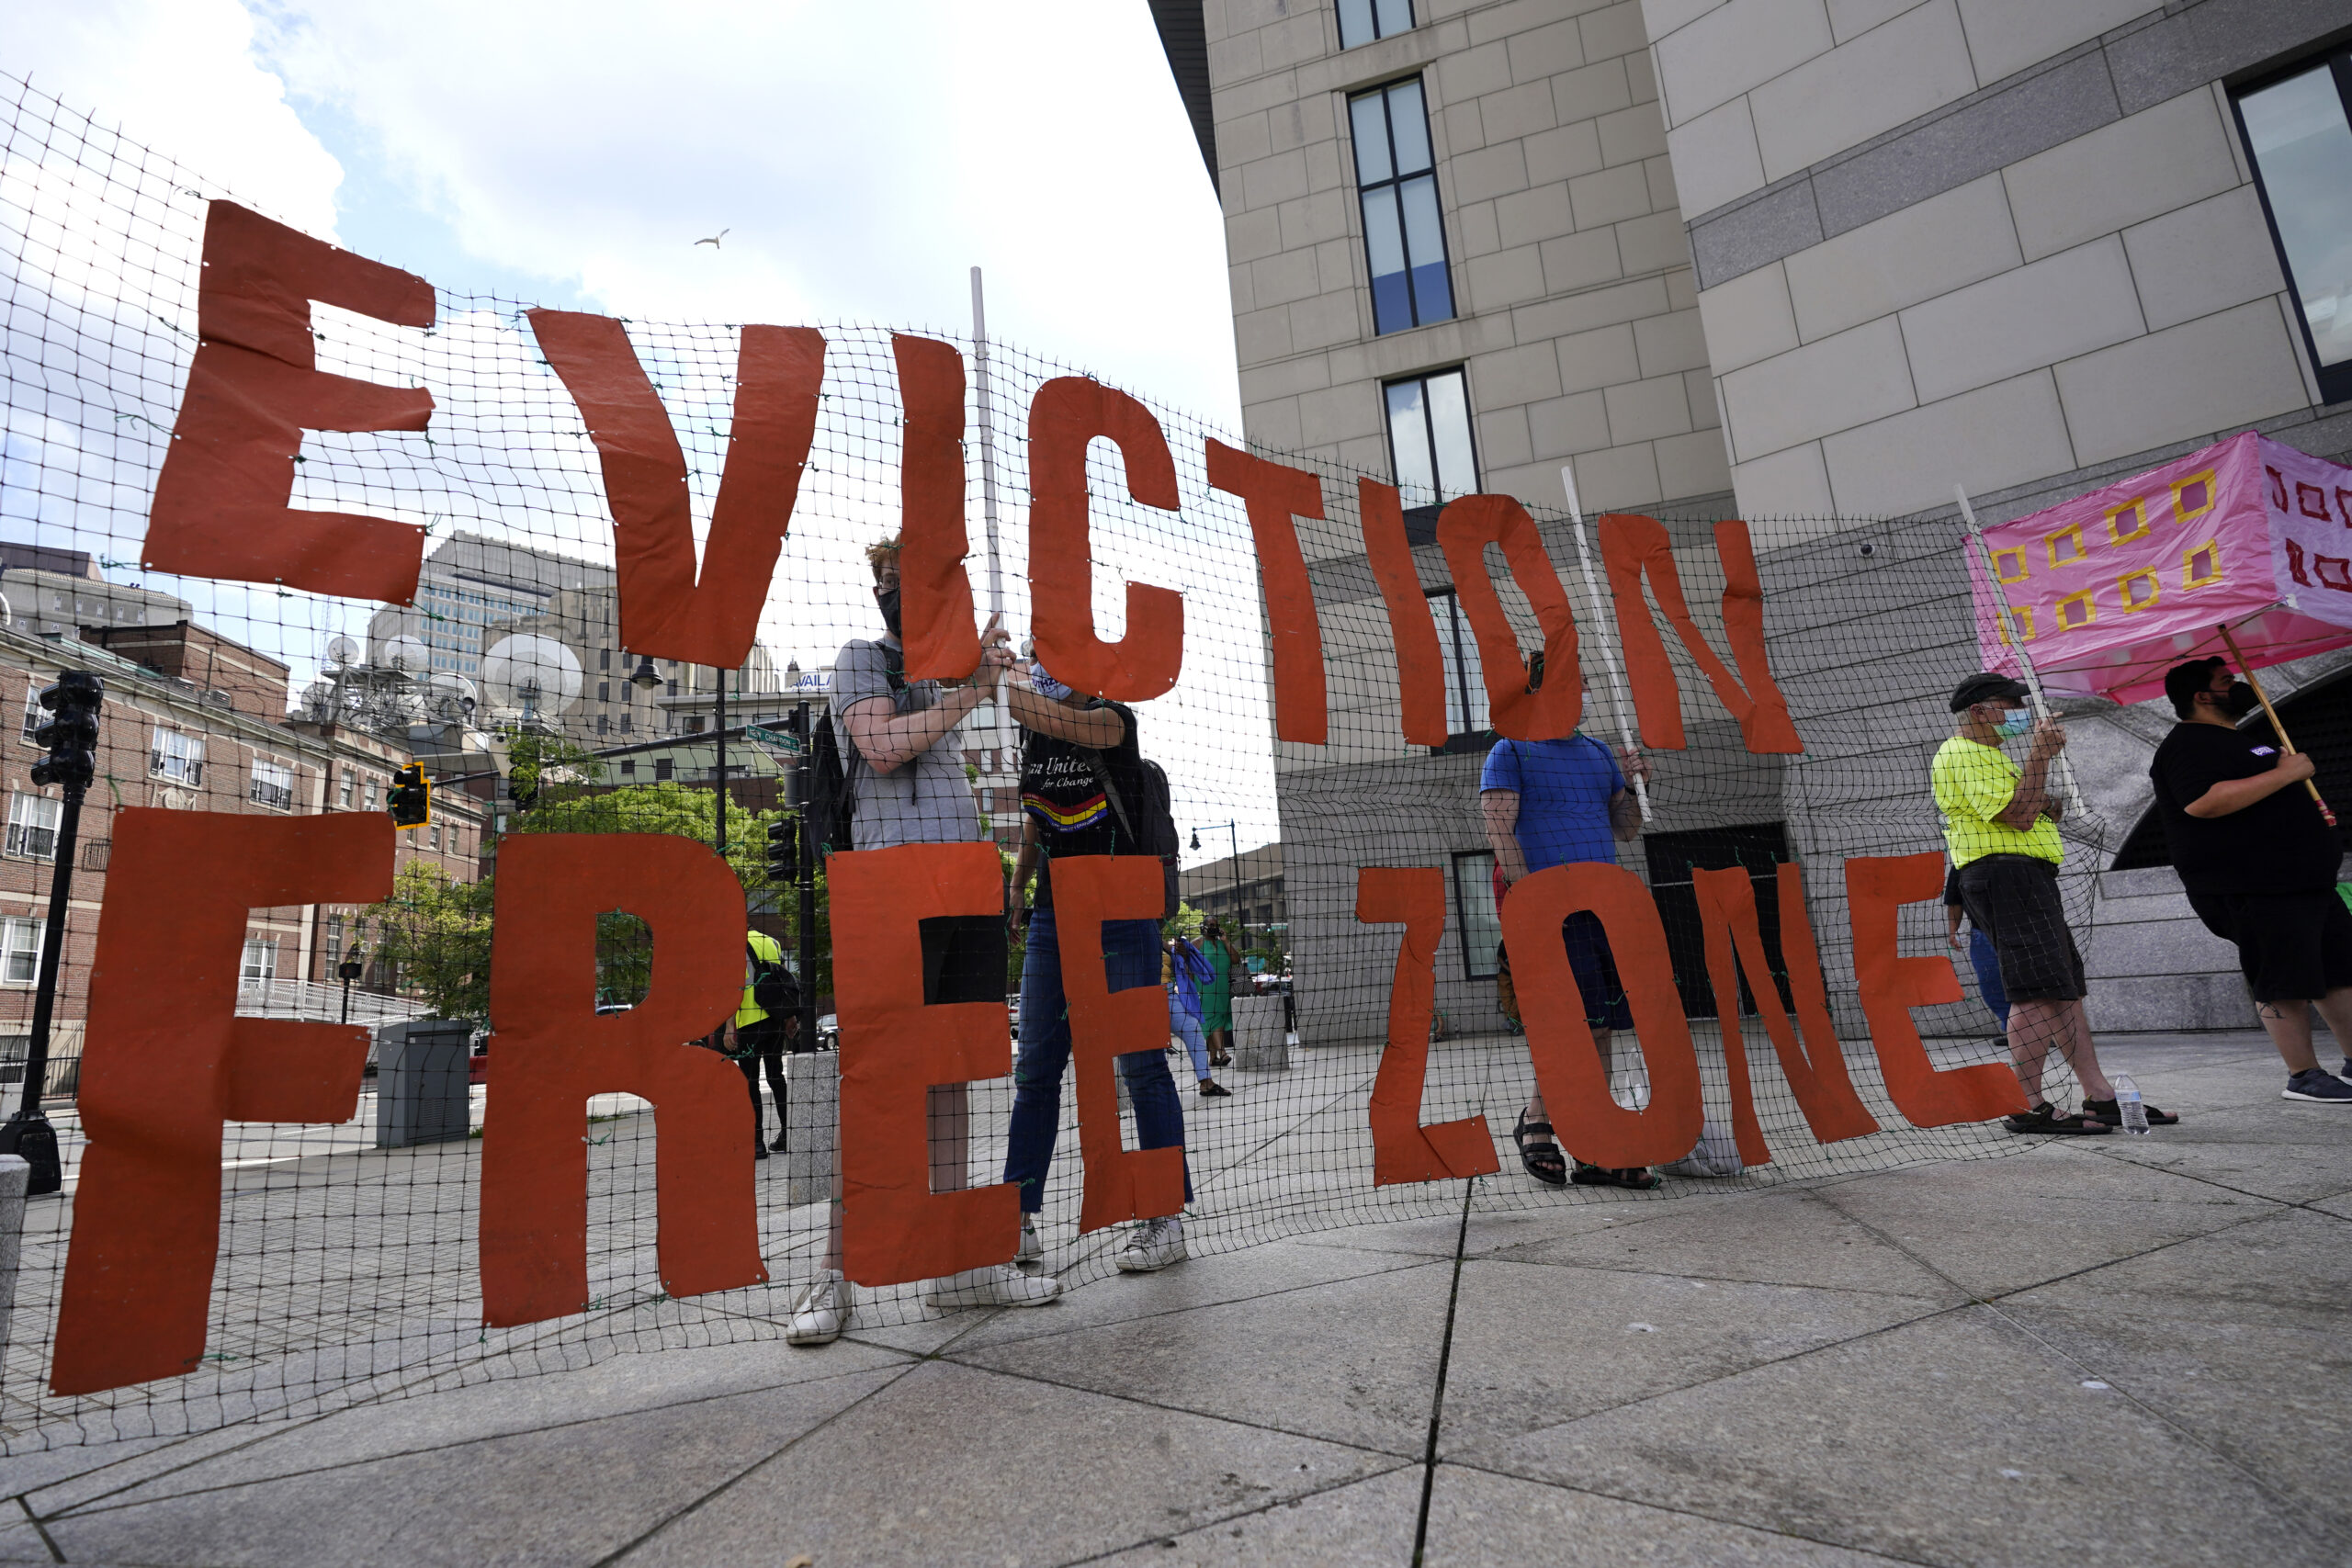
[1932,671,2127,1134]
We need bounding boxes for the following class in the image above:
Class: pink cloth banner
[1970,432,2352,703]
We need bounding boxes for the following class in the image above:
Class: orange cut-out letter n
[51,808,393,1395]
[1599,514,1801,754]
[479,835,766,1327]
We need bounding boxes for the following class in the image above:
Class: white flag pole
[1955,483,2087,823]
[1561,464,1652,823]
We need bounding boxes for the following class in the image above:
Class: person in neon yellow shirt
[1932,672,2137,1134]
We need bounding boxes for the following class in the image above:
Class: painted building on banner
[1156,0,2352,1042]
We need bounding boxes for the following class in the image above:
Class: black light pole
[0,671,104,1195]
[1190,821,1241,931]
[794,698,818,1050]
[713,663,728,858]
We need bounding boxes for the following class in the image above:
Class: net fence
[0,73,2115,1452]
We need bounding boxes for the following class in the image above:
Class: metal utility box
[373,1020,475,1148]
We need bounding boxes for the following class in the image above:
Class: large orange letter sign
[1206,440,1327,743]
[52,809,392,1395]
[1360,479,1448,747]
[479,835,764,1326]
[1437,494,1584,740]
[1848,854,2028,1128]
[1690,864,1881,1162]
[529,312,824,670]
[829,843,1021,1286]
[1599,515,1801,753]
[1502,863,1702,1168]
[1358,869,1498,1184]
[144,201,435,601]
[1049,856,1189,1230]
[893,333,984,681]
[1027,378,1185,701]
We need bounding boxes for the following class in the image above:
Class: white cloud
[4,0,343,237]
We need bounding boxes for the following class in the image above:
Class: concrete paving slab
[1423,1464,1921,1565]
[1437,1258,1948,1453]
[947,1235,1431,1355]
[950,1261,1454,1458]
[1459,1305,2340,1568]
[41,1367,904,1568]
[2077,1103,2352,1204]
[1029,1464,1423,1566]
[611,1360,1407,1568]
[0,1519,51,1563]
[1812,1143,2278,1297]
[1490,1188,1964,1300]
[2001,1208,2352,1332]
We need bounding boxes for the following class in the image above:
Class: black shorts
[2186,888,2352,1004]
[1956,854,2085,1004]
[921,912,1007,1006]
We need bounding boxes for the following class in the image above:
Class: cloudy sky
[6,0,1240,424]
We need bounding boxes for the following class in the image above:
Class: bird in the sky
[695,229,729,249]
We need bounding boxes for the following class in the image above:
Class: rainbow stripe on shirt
[1023,789,1108,830]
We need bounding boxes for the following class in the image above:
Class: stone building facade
[1159,0,2352,1042]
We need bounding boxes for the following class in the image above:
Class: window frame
[1384,365,1479,542]
[19,683,40,744]
[1422,585,1491,752]
[248,757,296,812]
[1,917,42,986]
[149,727,204,786]
[1336,0,1413,51]
[240,936,277,987]
[1348,76,1455,336]
[2230,48,2352,406]
[5,793,60,862]
[1450,848,1502,981]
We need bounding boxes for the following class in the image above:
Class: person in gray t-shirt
[789,535,1057,1347]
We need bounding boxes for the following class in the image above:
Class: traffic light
[765,816,797,884]
[29,671,102,793]
[387,762,431,828]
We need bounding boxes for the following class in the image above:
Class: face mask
[1994,710,2032,739]
[875,585,902,637]
[2220,682,2259,718]
[1031,662,1072,702]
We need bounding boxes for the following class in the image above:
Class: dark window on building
[2233,52,2352,404]
[1642,824,1794,1021]
[654,758,673,781]
[619,759,637,777]
[1337,0,1411,50]
[1350,78,1453,334]
[597,681,609,702]
[1385,367,1476,542]
[596,715,610,736]
[1425,586,1488,751]
[599,649,611,671]
[1451,849,1501,979]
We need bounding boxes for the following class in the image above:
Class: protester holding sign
[787,537,1056,1347]
[2153,658,2352,1104]
[1933,673,2158,1134]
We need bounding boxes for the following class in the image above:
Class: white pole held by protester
[1561,464,1653,822]
[1956,483,2088,823]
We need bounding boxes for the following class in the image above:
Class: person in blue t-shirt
[1479,669,1653,1190]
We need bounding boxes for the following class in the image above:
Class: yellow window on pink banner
[2106,499,2149,544]
[2046,523,2086,569]
[2173,468,2218,525]
[2054,589,2096,633]
[1994,547,2029,584]
[2120,570,2160,612]
[1994,604,2036,646]
[2183,539,2222,589]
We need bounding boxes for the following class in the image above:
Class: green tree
[362,860,495,1021]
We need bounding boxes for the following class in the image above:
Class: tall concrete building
[1158,0,2352,1042]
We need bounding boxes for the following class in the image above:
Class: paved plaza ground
[0,1028,2344,1566]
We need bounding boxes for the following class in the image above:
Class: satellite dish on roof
[481,634,582,717]
[381,634,428,674]
[324,634,359,667]
[425,672,479,721]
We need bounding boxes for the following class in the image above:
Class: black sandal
[2003,1102,2113,1135]
[1511,1111,1568,1187]
[1571,1161,1662,1190]
[2082,1097,2179,1126]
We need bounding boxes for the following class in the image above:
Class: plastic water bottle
[2113,1074,2149,1135]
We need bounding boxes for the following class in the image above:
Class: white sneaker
[1115,1215,1186,1273]
[786,1269,848,1345]
[927,1263,1060,1308]
[1016,1217,1042,1263]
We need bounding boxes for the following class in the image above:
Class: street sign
[744,725,803,755]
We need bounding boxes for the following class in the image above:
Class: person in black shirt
[2152,657,2352,1104]
[999,660,1192,1274]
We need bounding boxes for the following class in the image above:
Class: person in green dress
[1200,919,1242,1066]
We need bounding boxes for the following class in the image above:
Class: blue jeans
[1004,907,1193,1215]
[1169,987,1209,1080]
[1969,927,2010,1027]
